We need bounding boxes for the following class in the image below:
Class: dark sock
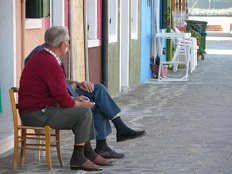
[112,116,132,134]
[70,145,87,166]
[84,142,98,162]
[96,139,109,151]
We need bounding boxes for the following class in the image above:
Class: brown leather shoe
[93,155,113,166]
[94,148,125,159]
[70,159,103,171]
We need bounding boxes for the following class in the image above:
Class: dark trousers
[20,106,96,144]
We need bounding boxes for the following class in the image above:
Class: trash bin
[185,20,208,59]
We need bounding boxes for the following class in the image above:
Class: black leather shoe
[117,130,146,142]
[94,148,125,159]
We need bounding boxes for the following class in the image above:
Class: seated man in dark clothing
[25,43,145,159]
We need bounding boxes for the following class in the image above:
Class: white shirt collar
[44,47,62,65]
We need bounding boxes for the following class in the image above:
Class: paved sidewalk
[1,32,232,174]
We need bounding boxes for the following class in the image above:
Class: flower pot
[155,65,167,79]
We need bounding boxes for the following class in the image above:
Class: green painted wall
[108,43,120,96]
[166,0,172,61]
[106,1,120,96]
[129,0,141,87]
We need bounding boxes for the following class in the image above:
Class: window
[26,0,50,18]
[87,0,97,40]
[87,0,101,47]
[108,0,118,43]
[131,0,138,39]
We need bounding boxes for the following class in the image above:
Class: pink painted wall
[88,0,103,83]
[45,17,50,29]
[97,0,102,40]
[65,0,69,27]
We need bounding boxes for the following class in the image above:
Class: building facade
[0,0,187,155]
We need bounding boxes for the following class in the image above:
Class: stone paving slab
[1,32,232,174]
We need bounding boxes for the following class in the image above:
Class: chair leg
[45,126,52,170]
[12,134,18,169]
[55,130,63,166]
[34,129,45,162]
[35,139,42,162]
[20,129,27,166]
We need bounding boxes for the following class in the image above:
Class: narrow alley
[0,32,232,174]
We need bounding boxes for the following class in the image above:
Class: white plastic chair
[156,32,191,81]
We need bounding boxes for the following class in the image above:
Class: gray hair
[44,26,70,48]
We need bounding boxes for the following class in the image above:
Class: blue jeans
[75,83,121,140]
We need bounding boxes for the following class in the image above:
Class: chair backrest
[9,87,20,134]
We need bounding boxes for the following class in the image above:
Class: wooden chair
[9,87,63,170]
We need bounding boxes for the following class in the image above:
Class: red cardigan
[18,50,75,113]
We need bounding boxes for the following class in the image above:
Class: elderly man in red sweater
[18,26,112,171]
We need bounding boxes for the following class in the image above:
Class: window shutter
[26,0,50,18]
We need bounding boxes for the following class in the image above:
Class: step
[207,25,223,31]
[0,133,14,155]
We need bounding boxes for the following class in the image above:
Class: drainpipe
[102,0,108,87]
[151,0,157,59]
[150,0,154,58]
[166,0,172,62]
[155,0,161,58]
[83,0,89,81]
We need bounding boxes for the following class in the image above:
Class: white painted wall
[87,0,97,40]
[131,0,138,39]
[0,0,16,153]
[120,0,129,91]
[109,0,118,43]
[87,0,100,48]
[52,0,65,26]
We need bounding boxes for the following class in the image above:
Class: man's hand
[70,82,78,91]
[74,96,90,102]
[76,101,95,108]
[73,96,94,108]
[69,80,94,93]
[79,81,94,93]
